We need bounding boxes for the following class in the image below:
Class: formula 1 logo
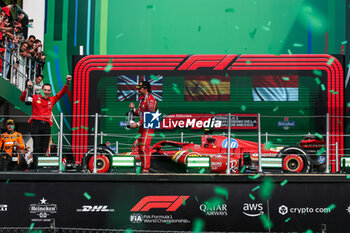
[144,110,161,129]
[131,195,189,212]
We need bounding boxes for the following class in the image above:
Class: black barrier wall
[0,173,349,232]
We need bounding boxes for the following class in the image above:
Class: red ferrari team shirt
[20,84,69,126]
[135,94,157,126]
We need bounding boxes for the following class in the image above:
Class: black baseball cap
[136,81,151,91]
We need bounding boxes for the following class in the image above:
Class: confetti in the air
[320,84,326,91]
[246,60,251,64]
[281,77,290,81]
[249,28,257,39]
[199,168,206,174]
[104,59,113,72]
[30,223,35,230]
[280,180,288,186]
[317,147,325,156]
[248,174,261,180]
[299,110,305,115]
[249,193,255,200]
[74,100,79,104]
[195,196,199,202]
[341,41,348,45]
[327,204,336,211]
[259,177,275,200]
[292,43,303,47]
[83,192,91,200]
[134,134,141,139]
[24,192,36,197]
[284,217,291,222]
[150,74,159,81]
[313,70,322,76]
[240,165,246,173]
[101,108,109,112]
[210,78,221,84]
[160,133,166,138]
[214,186,229,200]
[277,138,282,142]
[315,132,323,139]
[5,179,9,184]
[81,126,89,130]
[136,166,141,175]
[264,141,273,150]
[262,26,270,31]
[273,106,279,112]
[71,127,79,131]
[124,229,133,233]
[241,105,247,111]
[252,185,260,192]
[0,118,4,122]
[182,196,187,205]
[172,84,180,94]
[314,77,321,85]
[305,230,313,233]
[225,8,235,13]
[14,106,21,110]
[192,218,205,233]
[327,58,334,65]
[115,33,124,39]
[259,213,274,230]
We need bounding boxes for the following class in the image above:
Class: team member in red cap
[20,75,72,169]
[0,119,25,171]
[129,81,158,172]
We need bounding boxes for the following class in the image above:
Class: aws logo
[131,195,189,212]
[242,203,264,217]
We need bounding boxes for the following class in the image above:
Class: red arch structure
[73,54,344,172]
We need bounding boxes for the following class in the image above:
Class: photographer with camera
[0,119,25,171]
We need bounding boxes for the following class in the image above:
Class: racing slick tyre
[279,147,311,173]
[83,147,113,173]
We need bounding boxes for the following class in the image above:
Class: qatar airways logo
[130,195,189,212]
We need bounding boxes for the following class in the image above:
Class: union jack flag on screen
[117,75,163,102]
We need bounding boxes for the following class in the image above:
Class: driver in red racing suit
[129,81,157,172]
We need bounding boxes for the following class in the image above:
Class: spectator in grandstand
[27,35,35,51]
[129,81,158,172]
[20,75,72,170]
[0,119,25,171]
[19,42,30,57]
[33,74,44,94]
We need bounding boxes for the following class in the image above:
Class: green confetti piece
[115,33,124,39]
[347,102,350,107]
[281,76,290,81]
[287,49,292,55]
[10,125,14,129]
[134,134,141,139]
[277,138,282,142]
[317,147,325,156]
[198,26,201,32]
[189,149,193,152]
[284,217,291,222]
[214,186,228,200]
[92,127,95,132]
[315,132,323,139]
[248,174,261,180]
[249,28,257,39]
[241,105,246,111]
[81,126,89,130]
[320,84,326,91]
[327,58,334,65]
[210,78,221,84]
[346,175,350,179]
[14,106,21,110]
[172,86,180,94]
[101,108,109,112]
[259,177,275,200]
[166,221,171,224]
[299,110,305,115]
[333,91,338,95]
[225,73,229,77]
[59,162,66,172]
[71,127,79,131]
[104,59,113,72]
[160,133,166,138]
[74,100,79,104]
[264,141,273,150]
[225,8,235,13]
[182,196,187,205]
[24,192,36,197]
[249,193,255,200]
[124,229,133,233]
[261,26,270,31]
[280,179,288,186]
[273,106,279,112]
[199,168,206,174]
[313,70,322,76]
[195,196,199,202]
[192,218,205,233]
[109,117,113,121]
[0,118,4,122]
[234,25,240,30]
[83,192,91,200]
[246,60,251,64]
[305,230,313,233]
[259,213,274,230]
[252,185,260,192]
[240,165,246,173]
[341,41,348,45]
[146,5,155,9]
[5,179,9,184]
[267,21,271,26]
[210,111,216,114]
[314,77,321,85]
[30,223,35,230]
[292,43,303,47]
[327,204,336,211]
[136,166,141,175]
[150,74,159,81]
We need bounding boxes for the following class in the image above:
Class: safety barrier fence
[0,113,347,174]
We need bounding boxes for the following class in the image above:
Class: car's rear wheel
[83,147,113,173]
[279,147,311,173]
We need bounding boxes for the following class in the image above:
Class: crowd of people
[0,4,45,81]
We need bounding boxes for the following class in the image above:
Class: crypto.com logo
[131,195,189,212]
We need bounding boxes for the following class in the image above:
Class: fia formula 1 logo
[131,195,189,212]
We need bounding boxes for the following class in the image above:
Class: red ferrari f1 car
[82,134,326,173]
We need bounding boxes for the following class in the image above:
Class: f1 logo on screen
[131,195,189,212]
[143,110,161,129]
